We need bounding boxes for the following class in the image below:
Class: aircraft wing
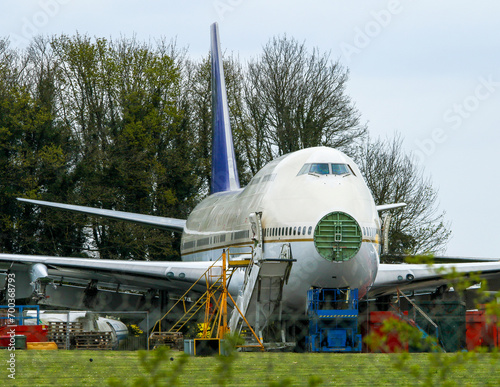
[369,261,500,298]
[18,198,186,232]
[0,253,215,295]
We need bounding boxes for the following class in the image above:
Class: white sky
[2,0,499,258]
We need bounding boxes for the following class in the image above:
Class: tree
[0,35,204,260]
[47,34,198,260]
[244,35,366,173]
[181,56,213,195]
[0,37,81,256]
[355,135,451,254]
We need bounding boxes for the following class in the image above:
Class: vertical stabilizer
[210,22,240,194]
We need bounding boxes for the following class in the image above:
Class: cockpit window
[298,163,329,175]
[331,163,350,175]
[298,163,352,176]
[297,164,310,175]
[310,163,330,175]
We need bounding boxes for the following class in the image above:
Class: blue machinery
[306,288,362,352]
[0,305,41,326]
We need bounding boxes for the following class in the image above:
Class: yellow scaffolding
[149,248,264,351]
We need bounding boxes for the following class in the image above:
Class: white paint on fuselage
[180,147,381,309]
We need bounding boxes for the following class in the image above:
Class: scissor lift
[306,288,362,352]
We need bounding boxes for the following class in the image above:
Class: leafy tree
[47,34,197,260]
[0,38,80,256]
[181,56,213,195]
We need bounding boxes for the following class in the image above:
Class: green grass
[1,350,499,386]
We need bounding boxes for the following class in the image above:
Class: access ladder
[229,243,295,343]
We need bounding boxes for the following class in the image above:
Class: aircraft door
[249,212,263,247]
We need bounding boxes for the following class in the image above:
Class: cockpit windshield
[331,163,351,175]
[298,163,352,176]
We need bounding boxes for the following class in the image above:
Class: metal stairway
[148,254,237,346]
[229,243,295,343]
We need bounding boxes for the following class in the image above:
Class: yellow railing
[148,246,264,351]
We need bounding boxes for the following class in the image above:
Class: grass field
[1,349,499,386]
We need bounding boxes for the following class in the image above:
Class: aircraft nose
[313,211,362,262]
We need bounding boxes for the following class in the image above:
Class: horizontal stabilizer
[18,198,186,233]
[376,203,407,212]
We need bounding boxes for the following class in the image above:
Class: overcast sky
[2,1,499,258]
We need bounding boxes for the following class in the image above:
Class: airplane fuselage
[180,147,381,310]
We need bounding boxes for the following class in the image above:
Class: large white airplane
[1,23,500,329]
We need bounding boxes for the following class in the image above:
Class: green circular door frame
[313,211,362,262]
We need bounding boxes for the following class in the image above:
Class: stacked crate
[149,332,183,350]
[47,322,83,349]
[47,321,113,350]
[74,332,113,350]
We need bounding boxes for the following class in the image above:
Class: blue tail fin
[210,22,240,194]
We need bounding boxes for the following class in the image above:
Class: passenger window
[308,226,312,235]
[297,227,301,235]
[302,226,306,235]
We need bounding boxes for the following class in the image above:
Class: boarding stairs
[229,243,295,345]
